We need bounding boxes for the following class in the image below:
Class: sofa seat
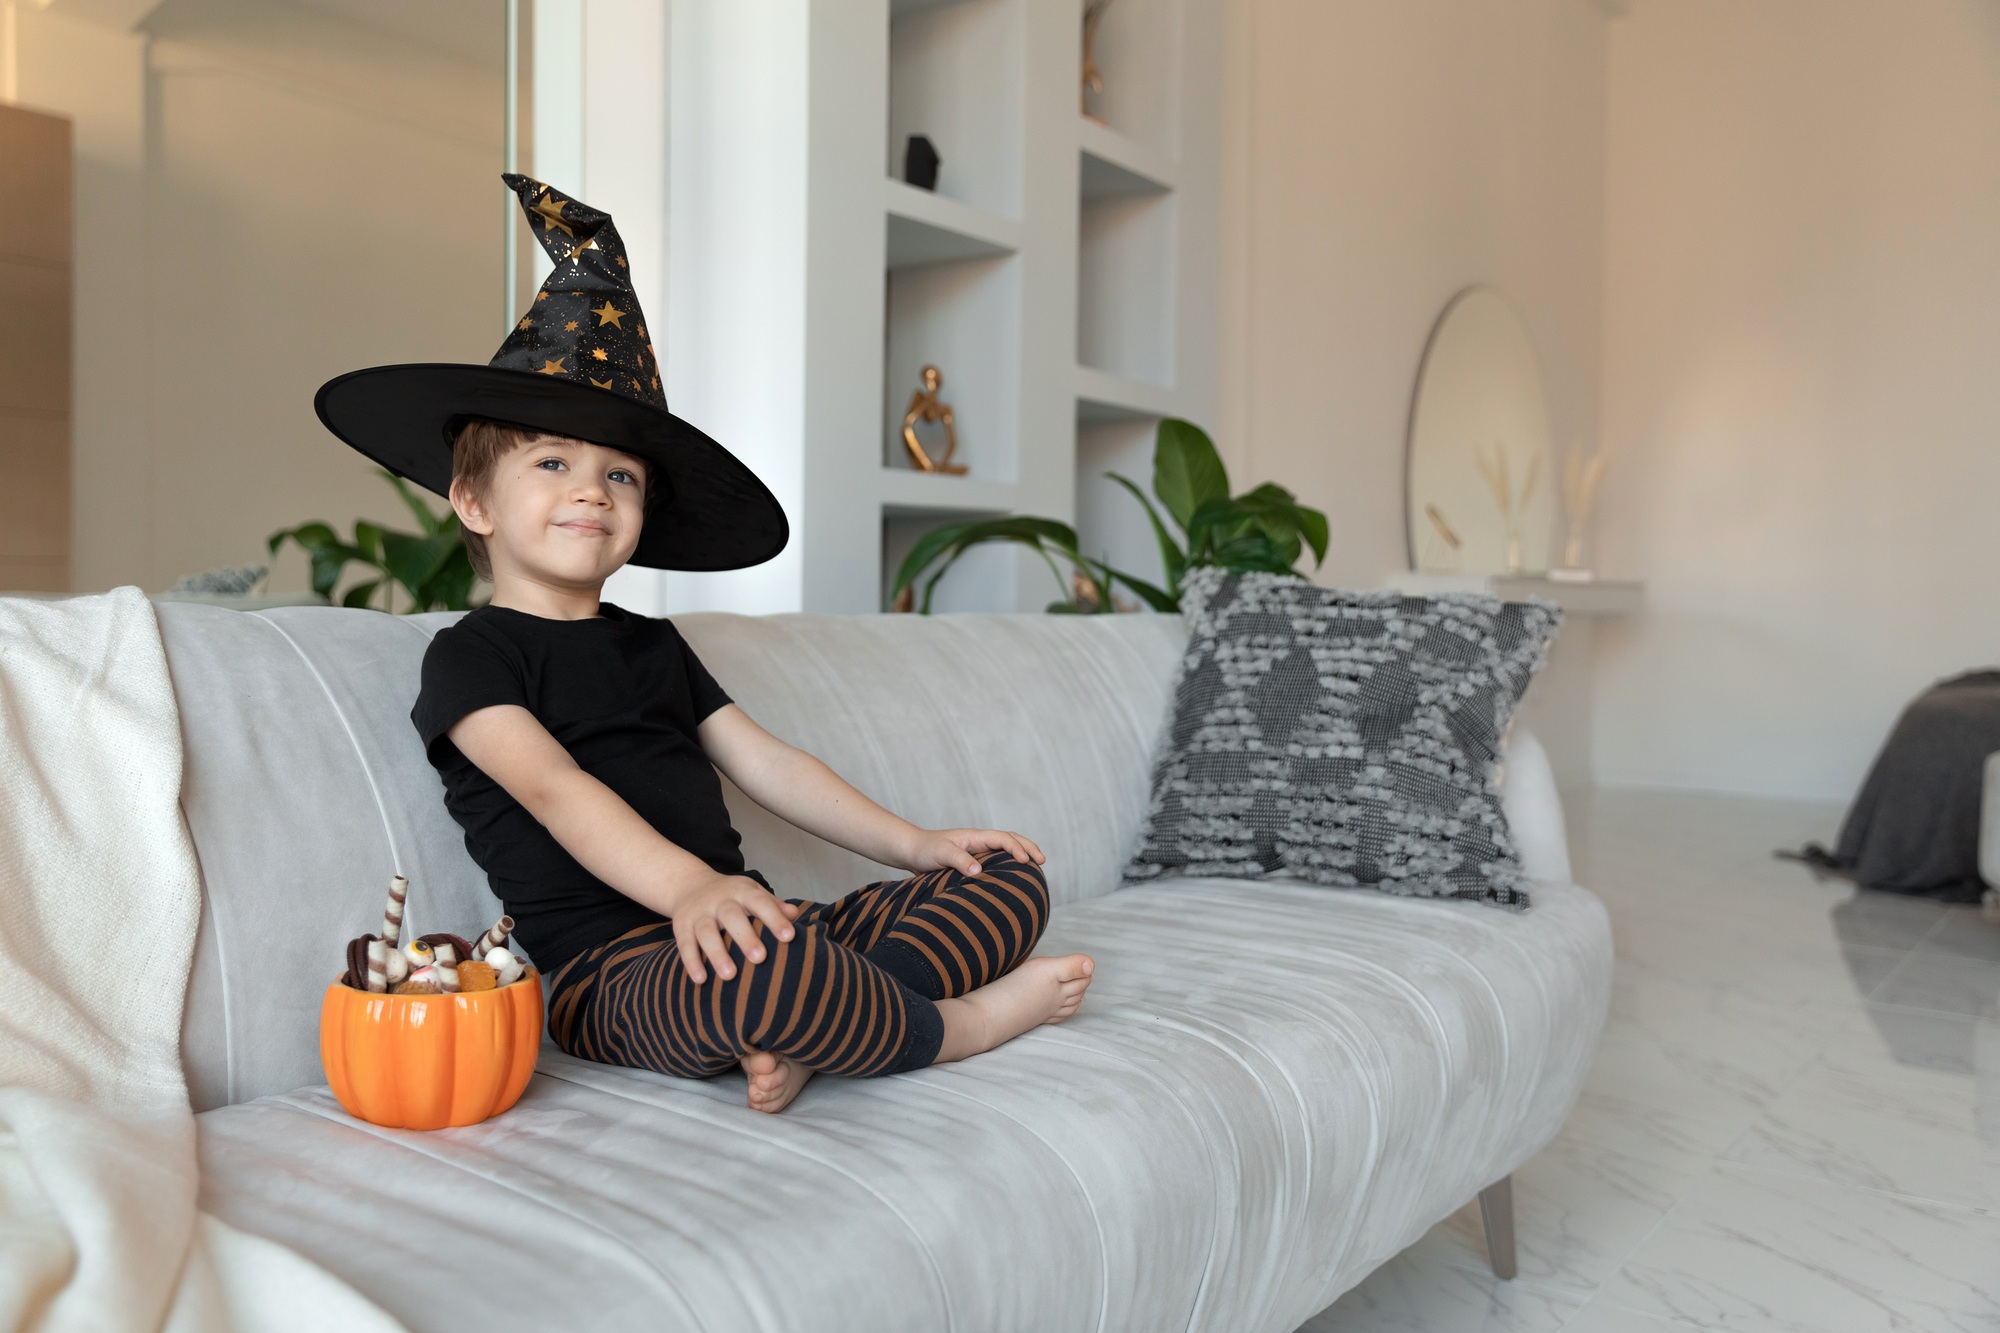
[197,876,1610,1333]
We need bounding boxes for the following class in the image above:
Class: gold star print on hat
[490,174,665,410]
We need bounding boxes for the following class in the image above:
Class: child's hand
[902,828,1046,877]
[668,873,803,985]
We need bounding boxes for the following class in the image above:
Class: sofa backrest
[159,603,1188,1110]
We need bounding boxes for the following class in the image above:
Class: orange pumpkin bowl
[320,970,542,1129]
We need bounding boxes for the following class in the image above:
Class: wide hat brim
[315,364,788,572]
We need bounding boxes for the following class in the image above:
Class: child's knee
[972,850,1050,938]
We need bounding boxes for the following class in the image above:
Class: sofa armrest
[1501,728,1572,885]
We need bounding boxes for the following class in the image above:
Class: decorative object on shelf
[326,874,539,1129]
[1549,442,1608,583]
[1474,441,1541,575]
[889,418,1326,614]
[1419,504,1462,574]
[1406,287,1555,576]
[1081,0,1116,122]
[1123,567,1560,909]
[169,564,269,597]
[268,469,481,612]
[904,135,940,191]
[900,365,968,474]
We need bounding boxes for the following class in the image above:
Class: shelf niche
[887,0,1023,220]
[1077,185,1177,389]
[882,253,1021,481]
[1081,0,1183,159]
[1075,414,1170,604]
[882,512,1020,614]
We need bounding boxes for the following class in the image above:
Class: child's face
[453,434,648,590]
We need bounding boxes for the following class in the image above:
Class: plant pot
[319,971,542,1129]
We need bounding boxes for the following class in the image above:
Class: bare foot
[740,1049,815,1114]
[934,953,1094,1064]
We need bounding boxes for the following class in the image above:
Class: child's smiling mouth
[555,518,612,537]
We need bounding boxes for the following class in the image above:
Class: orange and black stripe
[546,849,1049,1078]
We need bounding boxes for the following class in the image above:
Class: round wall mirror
[1405,287,1554,576]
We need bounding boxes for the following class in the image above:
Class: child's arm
[449,704,800,985]
[695,704,1044,876]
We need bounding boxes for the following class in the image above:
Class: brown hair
[449,419,653,581]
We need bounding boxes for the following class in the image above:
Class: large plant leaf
[341,579,382,610]
[266,522,364,600]
[1104,471,1186,594]
[414,548,478,612]
[380,469,451,536]
[352,521,387,566]
[1103,566,1180,613]
[892,516,1086,614]
[380,529,460,599]
[1152,419,1231,532]
[890,516,1077,596]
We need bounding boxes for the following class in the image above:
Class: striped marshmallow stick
[472,916,515,959]
[380,875,409,949]
[364,937,389,993]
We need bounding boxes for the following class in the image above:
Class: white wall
[1593,0,2000,799]
[1218,0,1608,589]
[11,0,501,597]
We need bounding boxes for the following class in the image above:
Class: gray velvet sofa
[162,603,1613,1333]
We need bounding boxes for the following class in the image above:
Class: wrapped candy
[486,948,526,987]
[334,877,511,997]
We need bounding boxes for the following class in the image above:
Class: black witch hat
[314,174,787,572]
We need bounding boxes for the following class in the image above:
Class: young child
[315,176,1092,1114]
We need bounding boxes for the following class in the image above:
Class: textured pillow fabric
[1124,568,1561,907]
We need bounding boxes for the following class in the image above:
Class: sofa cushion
[1125,570,1560,907]
[195,877,1611,1333]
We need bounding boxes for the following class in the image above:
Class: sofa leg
[1478,1176,1517,1280]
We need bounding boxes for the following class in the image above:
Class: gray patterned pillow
[1124,568,1561,907]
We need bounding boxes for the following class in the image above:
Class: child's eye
[609,470,636,486]
[537,458,567,472]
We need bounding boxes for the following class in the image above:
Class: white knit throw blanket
[0,589,401,1333]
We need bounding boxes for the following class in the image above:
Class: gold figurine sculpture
[1082,0,1115,121]
[901,365,967,474]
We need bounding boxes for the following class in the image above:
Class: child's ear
[449,479,495,536]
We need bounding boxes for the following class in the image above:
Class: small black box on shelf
[904,135,940,191]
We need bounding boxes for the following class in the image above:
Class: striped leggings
[546,849,1050,1079]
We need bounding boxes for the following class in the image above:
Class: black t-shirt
[411,603,765,977]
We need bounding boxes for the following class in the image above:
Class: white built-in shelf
[1076,364,1179,424]
[1078,117,1175,199]
[878,466,1021,517]
[884,178,1021,269]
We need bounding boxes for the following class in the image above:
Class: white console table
[1385,573,1643,790]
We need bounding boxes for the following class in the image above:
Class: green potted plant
[268,470,481,613]
[890,419,1327,614]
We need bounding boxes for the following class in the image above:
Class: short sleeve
[411,622,531,758]
[677,631,733,723]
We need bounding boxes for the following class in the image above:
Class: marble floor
[1299,788,2000,1333]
